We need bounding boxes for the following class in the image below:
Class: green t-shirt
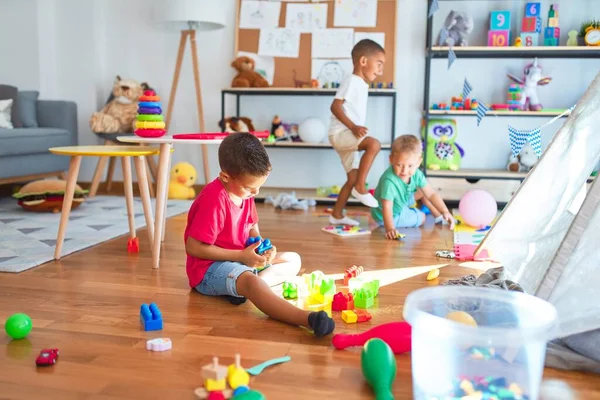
[371,167,427,222]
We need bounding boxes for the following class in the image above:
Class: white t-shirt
[328,74,369,136]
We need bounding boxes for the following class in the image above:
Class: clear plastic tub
[403,286,558,400]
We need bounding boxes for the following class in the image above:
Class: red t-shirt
[184,178,258,288]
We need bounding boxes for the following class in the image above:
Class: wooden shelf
[262,141,391,149]
[222,87,396,97]
[427,109,571,117]
[426,169,528,180]
[430,46,600,59]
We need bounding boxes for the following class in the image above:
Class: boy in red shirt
[184,133,335,337]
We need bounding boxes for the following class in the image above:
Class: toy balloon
[458,189,497,228]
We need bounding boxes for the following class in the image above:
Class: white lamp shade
[154,0,226,31]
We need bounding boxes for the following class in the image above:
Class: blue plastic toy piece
[233,386,250,396]
[140,302,163,331]
[421,205,431,215]
[245,236,273,255]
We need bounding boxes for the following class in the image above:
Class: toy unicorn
[507,58,552,111]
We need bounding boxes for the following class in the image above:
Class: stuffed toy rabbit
[438,11,474,47]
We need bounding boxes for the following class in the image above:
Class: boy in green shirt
[371,135,455,239]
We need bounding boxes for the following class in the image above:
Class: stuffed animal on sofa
[90,75,150,134]
[218,117,255,133]
[231,56,269,88]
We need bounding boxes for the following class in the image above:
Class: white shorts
[329,129,366,173]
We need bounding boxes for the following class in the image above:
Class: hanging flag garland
[508,126,541,157]
[448,47,457,69]
[462,78,473,100]
[476,103,489,126]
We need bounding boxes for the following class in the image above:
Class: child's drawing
[285,4,327,33]
[312,28,354,59]
[258,28,301,58]
[333,0,377,28]
[240,0,281,29]
[311,59,353,87]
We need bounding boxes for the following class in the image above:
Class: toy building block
[303,270,325,292]
[520,32,539,47]
[146,338,172,351]
[282,281,298,299]
[343,265,363,285]
[525,2,540,17]
[332,292,354,311]
[349,277,380,297]
[354,288,375,309]
[521,16,537,32]
[227,354,250,390]
[140,303,163,331]
[548,17,559,28]
[341,310,358,324]
[127,237,139,253]
[355,309,372,323]
[488,30,509,46]
[245,236,273,255]
[490,11,511,31]
[311,278,335,304]
[202,357,228,392]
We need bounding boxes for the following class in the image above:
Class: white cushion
[0,99,13,129]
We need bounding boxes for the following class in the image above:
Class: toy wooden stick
[332,321,412,354]
[361,338,397,400]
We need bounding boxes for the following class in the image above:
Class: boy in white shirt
[328,39,385,226]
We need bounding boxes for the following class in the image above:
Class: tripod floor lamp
[155,0,225,183]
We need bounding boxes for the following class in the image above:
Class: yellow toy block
[202,356,227,391]
[342,310,357,323]
[205,377,226,391]
[548,17,559,27]
[227,354,250,389]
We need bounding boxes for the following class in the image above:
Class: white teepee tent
[475,71,600,372]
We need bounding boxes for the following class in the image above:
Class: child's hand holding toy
[263,246,277,264]
[240,241,267,269]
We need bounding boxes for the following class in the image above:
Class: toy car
[36,348,59,366]
[436,250,455,259]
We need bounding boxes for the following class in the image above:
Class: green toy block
[362,280,380,297]
[354,288,374,309]
[282,281,298,299]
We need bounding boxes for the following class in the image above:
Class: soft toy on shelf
[507,142,538,172]
[168,162,197,200]
[218,117,255,133]
[231,56,269,88]
[90,75,150,134]
[507,58,552,111]
[423,119,464,171]
[438,11,474,46]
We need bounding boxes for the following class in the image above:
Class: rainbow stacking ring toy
[134,90,166,138]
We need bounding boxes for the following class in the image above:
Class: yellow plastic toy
[202,357,227,391]
[168,162,197,200]
[227,353,250,389]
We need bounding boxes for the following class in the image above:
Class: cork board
[234,0,397,88]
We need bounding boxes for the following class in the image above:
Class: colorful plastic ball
[233,385,250,396]
[458,189,497,228]
[4,313,32,339]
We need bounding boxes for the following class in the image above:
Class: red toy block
[521,16,537,32]
[488,30,509,46]
[343,265,364,285]
[355,309,372,322]
[332,292,354,311]
[127,237,139,253]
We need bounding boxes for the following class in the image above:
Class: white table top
[117,135,224,145]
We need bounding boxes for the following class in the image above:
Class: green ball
[4,313,32,339]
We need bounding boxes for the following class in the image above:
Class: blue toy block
[245,236,273,255]
[140,303,163,331]
[525,2,541,17]
[490,11,511,31]
[545,27,556,38]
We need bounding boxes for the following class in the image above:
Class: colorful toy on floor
[134,89,166,138]
[227,354,250,389]
[203,357,228,392]
[127,237,139,253]
[426,268,440,281]
[146,338,172,351]
[348,277,380,297]
[321,225,371,237]
[168,162,197,200]
[140,302,163,331]
[422,119,464,171]
[12,179,88,213]
[354,288,375,309]
[332,292,354,311]
[543,4,560,46]
[488,10,511,46]
[343,265,364,285]
[447,377,526,400]
[246,356,291,376]
[4,312,32,340]
[341,309,372,324]
[282,281,298,299]
[230,390,265,400]
[361,338,397,400]
[332,321,412,354]
[507,58,551,111]
[245,236,273,255]
[35,348,59,366]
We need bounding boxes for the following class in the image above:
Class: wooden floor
[0,203,599,400]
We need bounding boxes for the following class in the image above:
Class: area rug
[0,195,193,273]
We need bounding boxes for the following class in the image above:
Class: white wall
[1,0,598,188]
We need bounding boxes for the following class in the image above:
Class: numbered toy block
[525,2,541,17]
[544,37,558,46]
[490,11,511,30]
[245,236,272,255]
[332,292,354,311]
[521,16,538,33]
[488,30,509,47]
[548,17,559,28]
[520,32,539,47]
[140,302,163,331]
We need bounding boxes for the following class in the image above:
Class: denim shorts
[194,261,257,298]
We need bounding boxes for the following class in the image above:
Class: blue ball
[233,385,249,396]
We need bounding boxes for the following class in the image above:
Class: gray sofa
[0,84,78,184]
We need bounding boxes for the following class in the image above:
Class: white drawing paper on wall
[285,3,328,33]
[311,59,354,87]
[354,32,385,49]
[237,51,275,86]
[312,29,354,59]
[258,28,301,58]
[240,0,281,29]
[334,0,378,28]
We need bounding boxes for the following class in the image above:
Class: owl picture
[424,119,464,171]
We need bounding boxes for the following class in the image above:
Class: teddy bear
[507,142,538,172]
[218,117,255,133]
[438,11,474,47]
[231,56,269,88]
[90,75,150,134]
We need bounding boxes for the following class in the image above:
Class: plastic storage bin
[403,286,557,400]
